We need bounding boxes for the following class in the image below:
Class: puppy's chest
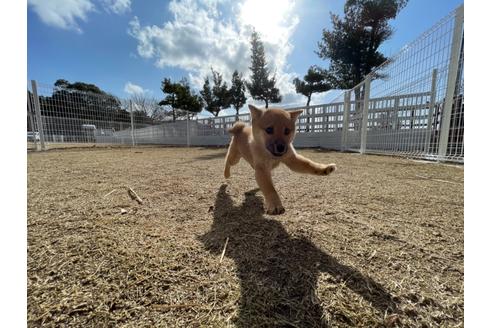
[271,160,281,169]
[255,157,281,170]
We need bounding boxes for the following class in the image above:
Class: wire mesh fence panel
[129,121,189,145]
[193,115,240,146]
[33,82,131,147]
[364,5,463,162]
[197,115,246,136]
[129,102,191,145]
[445,33,464,162]
[365,91,432,154]
[27,81,193,149]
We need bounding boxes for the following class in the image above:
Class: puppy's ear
[289,109,304,121]
[249,104,263,120]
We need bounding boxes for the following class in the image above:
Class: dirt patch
[27,147,463,327]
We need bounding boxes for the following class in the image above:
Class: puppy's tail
[228,121,246,135]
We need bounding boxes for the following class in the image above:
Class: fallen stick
[219,237,229,263]
[103,189,117,198]
[126,186,143,204]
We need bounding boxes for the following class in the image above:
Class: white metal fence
[27,5,463,163]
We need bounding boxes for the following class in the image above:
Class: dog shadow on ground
[198,184,398,327]
[181,151,228,164]
[193,150,228,161]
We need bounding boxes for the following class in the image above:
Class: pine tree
[293,66,332,106]
[246,31,282,108]
[211,69,231,116]
[317,0,408,88]
[159,78,180,122]
[160,78,202,121]
[178,78,203,116]
[229,70,247,121]
[200,77,214,115]
[316,0,407,130]
[200,68,231,117]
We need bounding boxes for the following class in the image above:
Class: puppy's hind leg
[224,137,241,179]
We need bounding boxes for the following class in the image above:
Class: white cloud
[28,0,95,33]
[28,0,131,33]
[124,82,150,95]
[128,0,305,108]
[103,0,132,15]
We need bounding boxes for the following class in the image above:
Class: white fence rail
[27,5,463,163]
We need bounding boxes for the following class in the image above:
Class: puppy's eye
[265,127,274,134]
[284,128,291,135]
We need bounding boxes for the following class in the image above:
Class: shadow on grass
[199,185,398,327]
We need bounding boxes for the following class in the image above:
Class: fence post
[341,91,350,151]
[186,111,190,147]
[424,69,438,154]
[360,75,371,154]
[31,80,46,151]
[129,100,135,147]
[437,4,464,161]
[27,91,39,151]
[310,107,315,133]
[392,96,400,131]
[323,106,328,133]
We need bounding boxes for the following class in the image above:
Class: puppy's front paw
[265,202,285,215]
[319,163,337,175]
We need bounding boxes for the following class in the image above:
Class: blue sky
[28,0,463,116]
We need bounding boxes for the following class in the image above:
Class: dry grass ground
[27,147,463,327]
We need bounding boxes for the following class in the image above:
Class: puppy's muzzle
[268,141,287,157]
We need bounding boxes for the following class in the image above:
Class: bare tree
[129,94,161,119]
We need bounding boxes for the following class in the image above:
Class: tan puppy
[224,104,337,215]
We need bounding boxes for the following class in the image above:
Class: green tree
[229,70,247,121]
[211,69,231,115]
[317,0,407,130]
[50,78,122,121]
[316,0,408,88]
[54,79,70,89]
[200,77,214,115]
[200,68,231,117]
[293,66,332,106]
[54,79,106,95]
[159,78,180,122]
[246,31,282,108]
[160,78,202,121]
[178,78,203,115]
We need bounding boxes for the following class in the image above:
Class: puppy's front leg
[254,166,285,215]
[283,153,336,176]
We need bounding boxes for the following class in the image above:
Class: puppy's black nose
[274,143,286,155]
